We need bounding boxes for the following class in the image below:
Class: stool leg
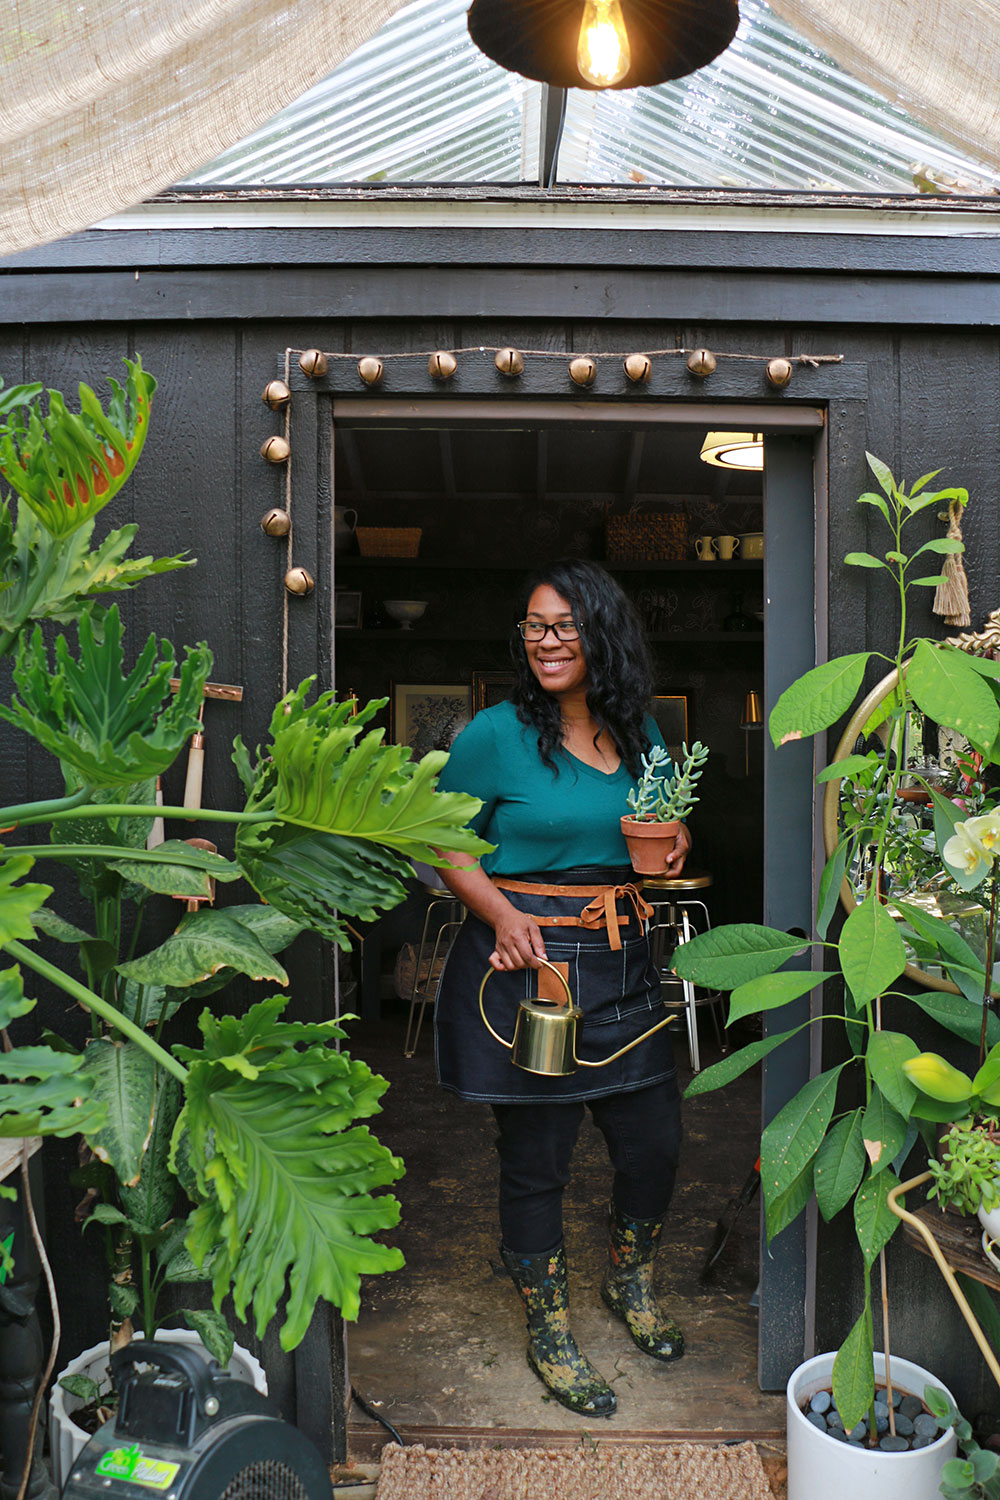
[408,913,460,1056]
[404,898,447,1057]
[678,908,700,1073]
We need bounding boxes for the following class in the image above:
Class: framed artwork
[391,683,472,759]
[334,590,362,629]
[651,695,689,760]
[472,670,516,714]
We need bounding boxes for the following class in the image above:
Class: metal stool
[645,869,725,1073]
[403,885,464,1058]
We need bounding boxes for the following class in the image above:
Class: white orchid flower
[944,816,996,887]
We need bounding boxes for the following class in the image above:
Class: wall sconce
[700,431,764,471]
[740,689,763,777]
[467,0,740,90]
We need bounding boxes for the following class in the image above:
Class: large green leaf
[860,1087,907,1176]
[833,1308,875,1433]
[853,1168,901,1268]
[0,605,211,787]
[816,842,848,940]
[814,1110,865,1221]
[0,357,155,538]
[839,898,907,1010]
[768,653,871,748]
[0,1035,106,1137]
[866,1031,920,1118]
[727,970,827,1025]
[179,1309,234,1368]
[908,640,1000,753]
[84,1040,157,1187]
[118,1071,181,1233]
[0,966,36,1029]
[683,1027,804,1097]
[760,1065,844,1209]
[672,924,810,988]
[765,1157,815,1242]
[118,909,290,991]
[174,995,404,1348]
[0,855,53,944]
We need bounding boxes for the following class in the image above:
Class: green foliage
[1,605,211,787]
[0,857,52,944]
[677,451,1000,1429]
[0,357,155,539]
[927,1118,1000,1216]
[174,997,405,1347]
[624,741,709,822]
[924,1386,1000,1499]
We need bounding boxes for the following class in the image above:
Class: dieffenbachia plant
[0,364,492,1358]
[672,454,1000,1435]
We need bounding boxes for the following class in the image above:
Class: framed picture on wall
[391,683,472,759]
[334,590,362,629]
[472,670,516,714]
[651,695,689,760]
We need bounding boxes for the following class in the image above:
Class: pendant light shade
[467,0,740,91]
[700,431,765,470]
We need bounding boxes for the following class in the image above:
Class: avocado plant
[673,455,1000,1436]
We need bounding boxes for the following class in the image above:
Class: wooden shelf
[337,628,763,643]
[337,557,763,573]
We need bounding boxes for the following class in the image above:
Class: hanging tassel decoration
[933,497,971,627]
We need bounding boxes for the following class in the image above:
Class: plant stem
[980,876,999,1067]
[0,788,92,826]
[11,843,233,866]
[14,803,271,830]
[140,1236,156,1341]
[2,939,188,1083]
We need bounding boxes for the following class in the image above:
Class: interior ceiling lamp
[467,0,740,91]
[700,431,764,471]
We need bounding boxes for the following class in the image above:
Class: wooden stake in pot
[158,678,244,909]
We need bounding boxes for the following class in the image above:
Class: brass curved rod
[575,1011,677,1068]
[888,1171,1000,1393]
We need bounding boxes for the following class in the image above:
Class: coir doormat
[375,1440,774,1500]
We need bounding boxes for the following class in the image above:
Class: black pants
[491,1079,683,1254]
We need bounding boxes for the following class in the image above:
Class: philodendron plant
[0,362,491,1363]
[674,454,1000,1438]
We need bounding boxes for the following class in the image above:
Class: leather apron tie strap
[492,878,654,952]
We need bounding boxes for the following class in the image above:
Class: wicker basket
[606,511,687,562]
[393,941,449,1001]
[356,526,423,558]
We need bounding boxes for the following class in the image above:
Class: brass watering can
[478,958,675,1077]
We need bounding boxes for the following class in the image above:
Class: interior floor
[346,998,784,1454]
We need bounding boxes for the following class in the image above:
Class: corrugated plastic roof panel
[183,0,1000,192]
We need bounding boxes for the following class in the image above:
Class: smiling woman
[426,558,693,1421]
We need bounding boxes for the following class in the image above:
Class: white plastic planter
[977,1195,1000,1243]
[787,1351,957,1500]
[49,1328,267,1491]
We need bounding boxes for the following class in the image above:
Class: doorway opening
[326,399,821,1442]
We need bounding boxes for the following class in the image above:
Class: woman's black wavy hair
[509,558,653,778]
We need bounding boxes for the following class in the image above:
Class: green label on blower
[95,1444,180,1490]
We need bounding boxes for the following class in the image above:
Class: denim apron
[434,865,677,1105]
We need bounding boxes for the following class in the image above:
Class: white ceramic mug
[715,534,739,561]
[694,535,717,561]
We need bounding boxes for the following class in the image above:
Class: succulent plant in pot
[621,741,709,874]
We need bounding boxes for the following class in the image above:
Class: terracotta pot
[621,816,680,875]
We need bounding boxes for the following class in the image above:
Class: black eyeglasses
[517,618,582,642]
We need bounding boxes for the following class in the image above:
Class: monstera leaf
[173,995,404,1348]
[0,856,53,945]
[1,604,211,786]
[0,968,106,1137]
[235,682,490,946]
[0,357,155,538]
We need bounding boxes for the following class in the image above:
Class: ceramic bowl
[384,599,427,629]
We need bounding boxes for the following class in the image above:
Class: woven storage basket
[356,526,422,558]
[393,941,449,1001]
[606,511,687,562]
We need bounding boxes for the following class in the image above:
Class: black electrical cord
[350,1385,404,1446]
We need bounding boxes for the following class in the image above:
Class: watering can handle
[478,957,573,1049]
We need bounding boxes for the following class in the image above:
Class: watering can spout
[479,959,674,1077]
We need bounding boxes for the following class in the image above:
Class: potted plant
[0,363,493,1493]
[673,454,1000,1498]
[621,740,709,874]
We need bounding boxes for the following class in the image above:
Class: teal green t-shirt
[436,700,666,874]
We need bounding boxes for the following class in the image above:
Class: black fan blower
[60,1339,332,1500]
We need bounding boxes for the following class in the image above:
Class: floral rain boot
[500,1243,617,1417]
[601,1201,685,1362]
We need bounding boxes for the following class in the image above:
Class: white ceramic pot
[786,1351,957,1500]
[49,1328,267,1490]
[977,1195,1000,1243]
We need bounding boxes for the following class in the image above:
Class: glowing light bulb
[577,0,631,88]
